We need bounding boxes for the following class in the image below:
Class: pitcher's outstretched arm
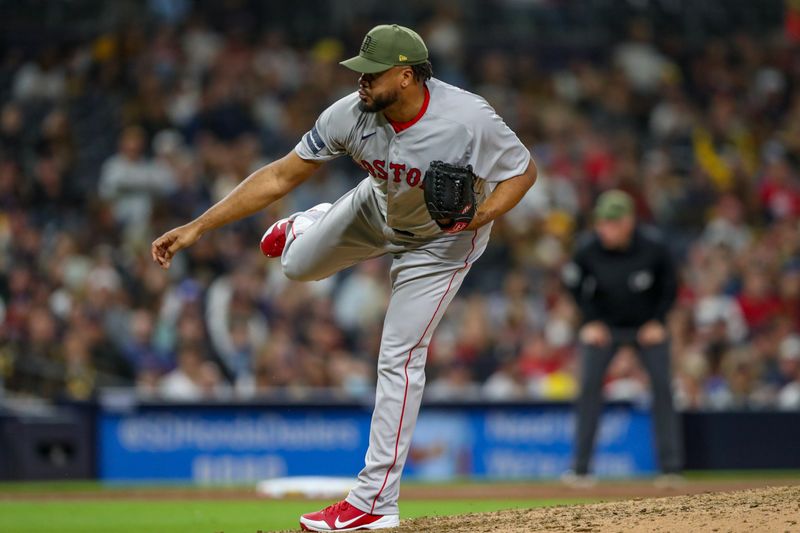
[151,151,321,269]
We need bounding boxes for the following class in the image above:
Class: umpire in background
[562,190,683,483]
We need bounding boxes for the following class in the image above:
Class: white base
[256,476,354,499]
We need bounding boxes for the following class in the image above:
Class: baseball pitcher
[152,24,537,532]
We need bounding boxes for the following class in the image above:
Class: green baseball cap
[340,24,428,74]
[594,190,634,220]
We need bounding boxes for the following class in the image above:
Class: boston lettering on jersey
[293,78,530,234]
[360,159,424,188]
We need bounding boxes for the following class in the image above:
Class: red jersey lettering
[389,162,406,183]
[360,160,376,178]
[406,167,422,187]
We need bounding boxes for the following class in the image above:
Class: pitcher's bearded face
[358,90,399,113]
[358,69,400,113]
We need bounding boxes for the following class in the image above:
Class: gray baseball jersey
[284,78,531,517]
[295,77,530,236]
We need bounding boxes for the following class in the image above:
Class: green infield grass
[0,498,586,533]
[2,471,798,533]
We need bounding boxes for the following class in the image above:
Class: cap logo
[399,54,407,61]
[360,35,375,54]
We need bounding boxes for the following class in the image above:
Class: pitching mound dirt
[394,485,800,533]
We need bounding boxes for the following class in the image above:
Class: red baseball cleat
[299,500,399,531]
[259,218,290,258]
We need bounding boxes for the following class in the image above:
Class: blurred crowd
[1,2,800,410]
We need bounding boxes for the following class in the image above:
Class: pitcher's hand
[151,222,202,269]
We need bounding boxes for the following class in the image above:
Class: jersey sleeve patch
[304,126,327,155]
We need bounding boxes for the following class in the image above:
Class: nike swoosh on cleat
[361,131,376,140]
[334,513,367,529]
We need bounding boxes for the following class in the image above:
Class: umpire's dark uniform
[563,190,682,476]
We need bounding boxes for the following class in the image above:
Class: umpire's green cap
[594,190,635,220]
[340,24,428,74]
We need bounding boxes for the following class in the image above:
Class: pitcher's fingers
[151,242,161,264]
[154,234,171,251]
[153,251,167,268]
[157,251,171,269]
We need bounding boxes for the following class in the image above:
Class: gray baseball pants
[281,178,490,515]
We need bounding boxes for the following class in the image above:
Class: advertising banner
[99,404,655,482]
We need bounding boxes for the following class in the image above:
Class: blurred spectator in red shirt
[759,156,800,221]
[736,267,783,330]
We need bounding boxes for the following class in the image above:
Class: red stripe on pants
[369,230,478,513]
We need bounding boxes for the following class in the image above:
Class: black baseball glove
[423,161,476,233]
